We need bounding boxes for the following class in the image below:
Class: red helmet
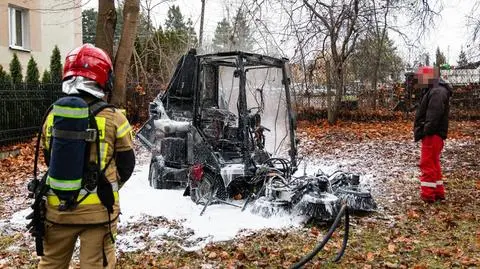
[63,44,114,91]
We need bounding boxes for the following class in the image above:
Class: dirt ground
[0,120,479,268]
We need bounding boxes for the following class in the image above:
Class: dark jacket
[414,79,452,142]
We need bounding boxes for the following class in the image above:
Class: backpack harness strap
[86,99,118,267]
[51,129,97,142]
[73,100,115,206]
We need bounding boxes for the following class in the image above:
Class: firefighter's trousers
[38,220,117,269]
[419,135,445,201]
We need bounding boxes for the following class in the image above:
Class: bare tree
[110,0,140,107]
[95,0,117,60]
[467,1,480,60]
[301,0,365,123]
[244,0,442,122]
[138,0,171,80]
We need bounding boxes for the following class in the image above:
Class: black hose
[333,206,349,262]
[289,204,348,269]
[263,158,292,178]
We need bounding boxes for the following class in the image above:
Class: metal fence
[295,90,401,111]
[0,83,63,145]
[0,81,163,146]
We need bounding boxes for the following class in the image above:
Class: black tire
[148,159,165,189]
[190,172,227,204]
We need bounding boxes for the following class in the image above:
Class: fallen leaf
[366,252,374,261]
[388,243,396,253]
[220,251,230,260]
[310,227,320,236]
[207,252,217,259]
[460,257,480,266]
[407,209,420,219]
[235,250,246,261]
[384,262,399,268]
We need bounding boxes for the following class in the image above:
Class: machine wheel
[190,172,227,204]
[148,158,166,189]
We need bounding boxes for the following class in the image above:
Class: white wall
[0,0,82,78]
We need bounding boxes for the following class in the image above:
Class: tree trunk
[95,0,116,60]
[371,57,379,110]
[371,0,390,110]
[371,36,384,110]
[198,0,206,50]
[329,63,343,125]
[110,0,140,107]
[326,60,333,123]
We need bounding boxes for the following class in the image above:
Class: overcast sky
[421,0,475,64]
[82,0,478,65]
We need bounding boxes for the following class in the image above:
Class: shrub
[9,53,22,84]
[50,45,63,83]
[41,69,52,84]
[26,56,40,85]
[0,65,11,85]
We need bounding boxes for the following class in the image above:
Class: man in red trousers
[413,66,452,203]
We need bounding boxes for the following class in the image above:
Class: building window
[8,6,30,51]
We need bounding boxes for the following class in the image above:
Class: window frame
[8,5,30,52]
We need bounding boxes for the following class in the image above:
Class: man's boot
[435,180,445,201]
[420,181,436,203]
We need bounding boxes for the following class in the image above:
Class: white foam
[117,164,305,249]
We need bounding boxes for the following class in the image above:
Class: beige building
[0,0,82,77]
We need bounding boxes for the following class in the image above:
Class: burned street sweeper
[137,50,377,222]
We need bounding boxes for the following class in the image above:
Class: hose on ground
[290,204,349,269]
[333,204,349,262]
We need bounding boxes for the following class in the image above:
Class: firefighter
[413,66,452,203]
[38,44,135,268]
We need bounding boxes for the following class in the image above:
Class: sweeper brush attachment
[289,176,341,221]
[250,197,290,217]
[335,186,377,212]
[325,171,377,212]
[293,193,341,221]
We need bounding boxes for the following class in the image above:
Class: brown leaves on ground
[0,138,46,185]
[2,120,480,268]
[297,119,478,144]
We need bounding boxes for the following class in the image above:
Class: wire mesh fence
[293,82,480,122]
